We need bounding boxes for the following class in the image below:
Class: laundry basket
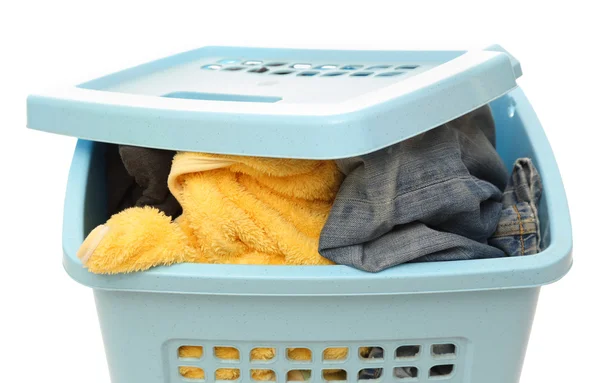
[27,45,572,383]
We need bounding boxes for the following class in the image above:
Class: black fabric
[105,144,181,218]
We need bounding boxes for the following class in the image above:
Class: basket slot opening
[272,70,295,76]
[340,65,364,70]
[291,63,312,69]
[250,369,276,381]
[250,348,276,363]
[376,71,405,77]
[248,67,269,74]
[322,72,348,77]
[366,65,392,70]
[396,345,421,359]
[396,65,420,70]
[323,369,347,381]
[358,368,383,381]
[222,66,245,71]
[287,370,311,382]
[215,368,241,380]
[218,59,240,65]
[359,347,383,360]
[297,71,319,77]
[315,64,338,70]
[214,346,241,362]
[179,345,204,359]
[429,364,454,378]
[431,344,456,358]
[179,366,205,380]
[323,347,349,362]
[394,367,419,380]
[287,348,312,362]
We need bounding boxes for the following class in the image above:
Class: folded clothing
[106,144,181,218]
[79,151,343,274]
[489,158,543,256]
[319,106,509,272]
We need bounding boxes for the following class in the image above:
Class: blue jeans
[489,158,542,256]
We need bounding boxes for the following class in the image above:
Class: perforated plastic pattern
[27,45,521,158]
[169,338,467,382]
[110,57,435,104]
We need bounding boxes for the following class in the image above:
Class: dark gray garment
[106,144,181,218]
[319,106,509,272]
[106,143,139,215]
[489,158,542,256]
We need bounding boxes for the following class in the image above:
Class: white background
[1,1,598,382]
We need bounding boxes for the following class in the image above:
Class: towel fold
[79,151,343,274]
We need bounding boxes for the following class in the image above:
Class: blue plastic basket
[27,45,572,383]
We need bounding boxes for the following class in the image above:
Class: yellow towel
[77,152,345,380]
[178,346,354,381]
[77,151,343,273]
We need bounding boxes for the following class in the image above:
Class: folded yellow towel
[77,151,343,273]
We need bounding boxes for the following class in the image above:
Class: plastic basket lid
[27,44,521,159]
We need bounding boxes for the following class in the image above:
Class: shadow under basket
[30,46,571,383]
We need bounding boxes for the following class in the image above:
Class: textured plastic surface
[95,287,539,383]
[28,45,521,159]
[47,46,572,383]
[62,89,572,296]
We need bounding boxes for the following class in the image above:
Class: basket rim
[61,88,572,296]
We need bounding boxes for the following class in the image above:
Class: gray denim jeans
[319,106,509,272]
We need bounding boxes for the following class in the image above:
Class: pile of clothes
[77,105,543,274]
